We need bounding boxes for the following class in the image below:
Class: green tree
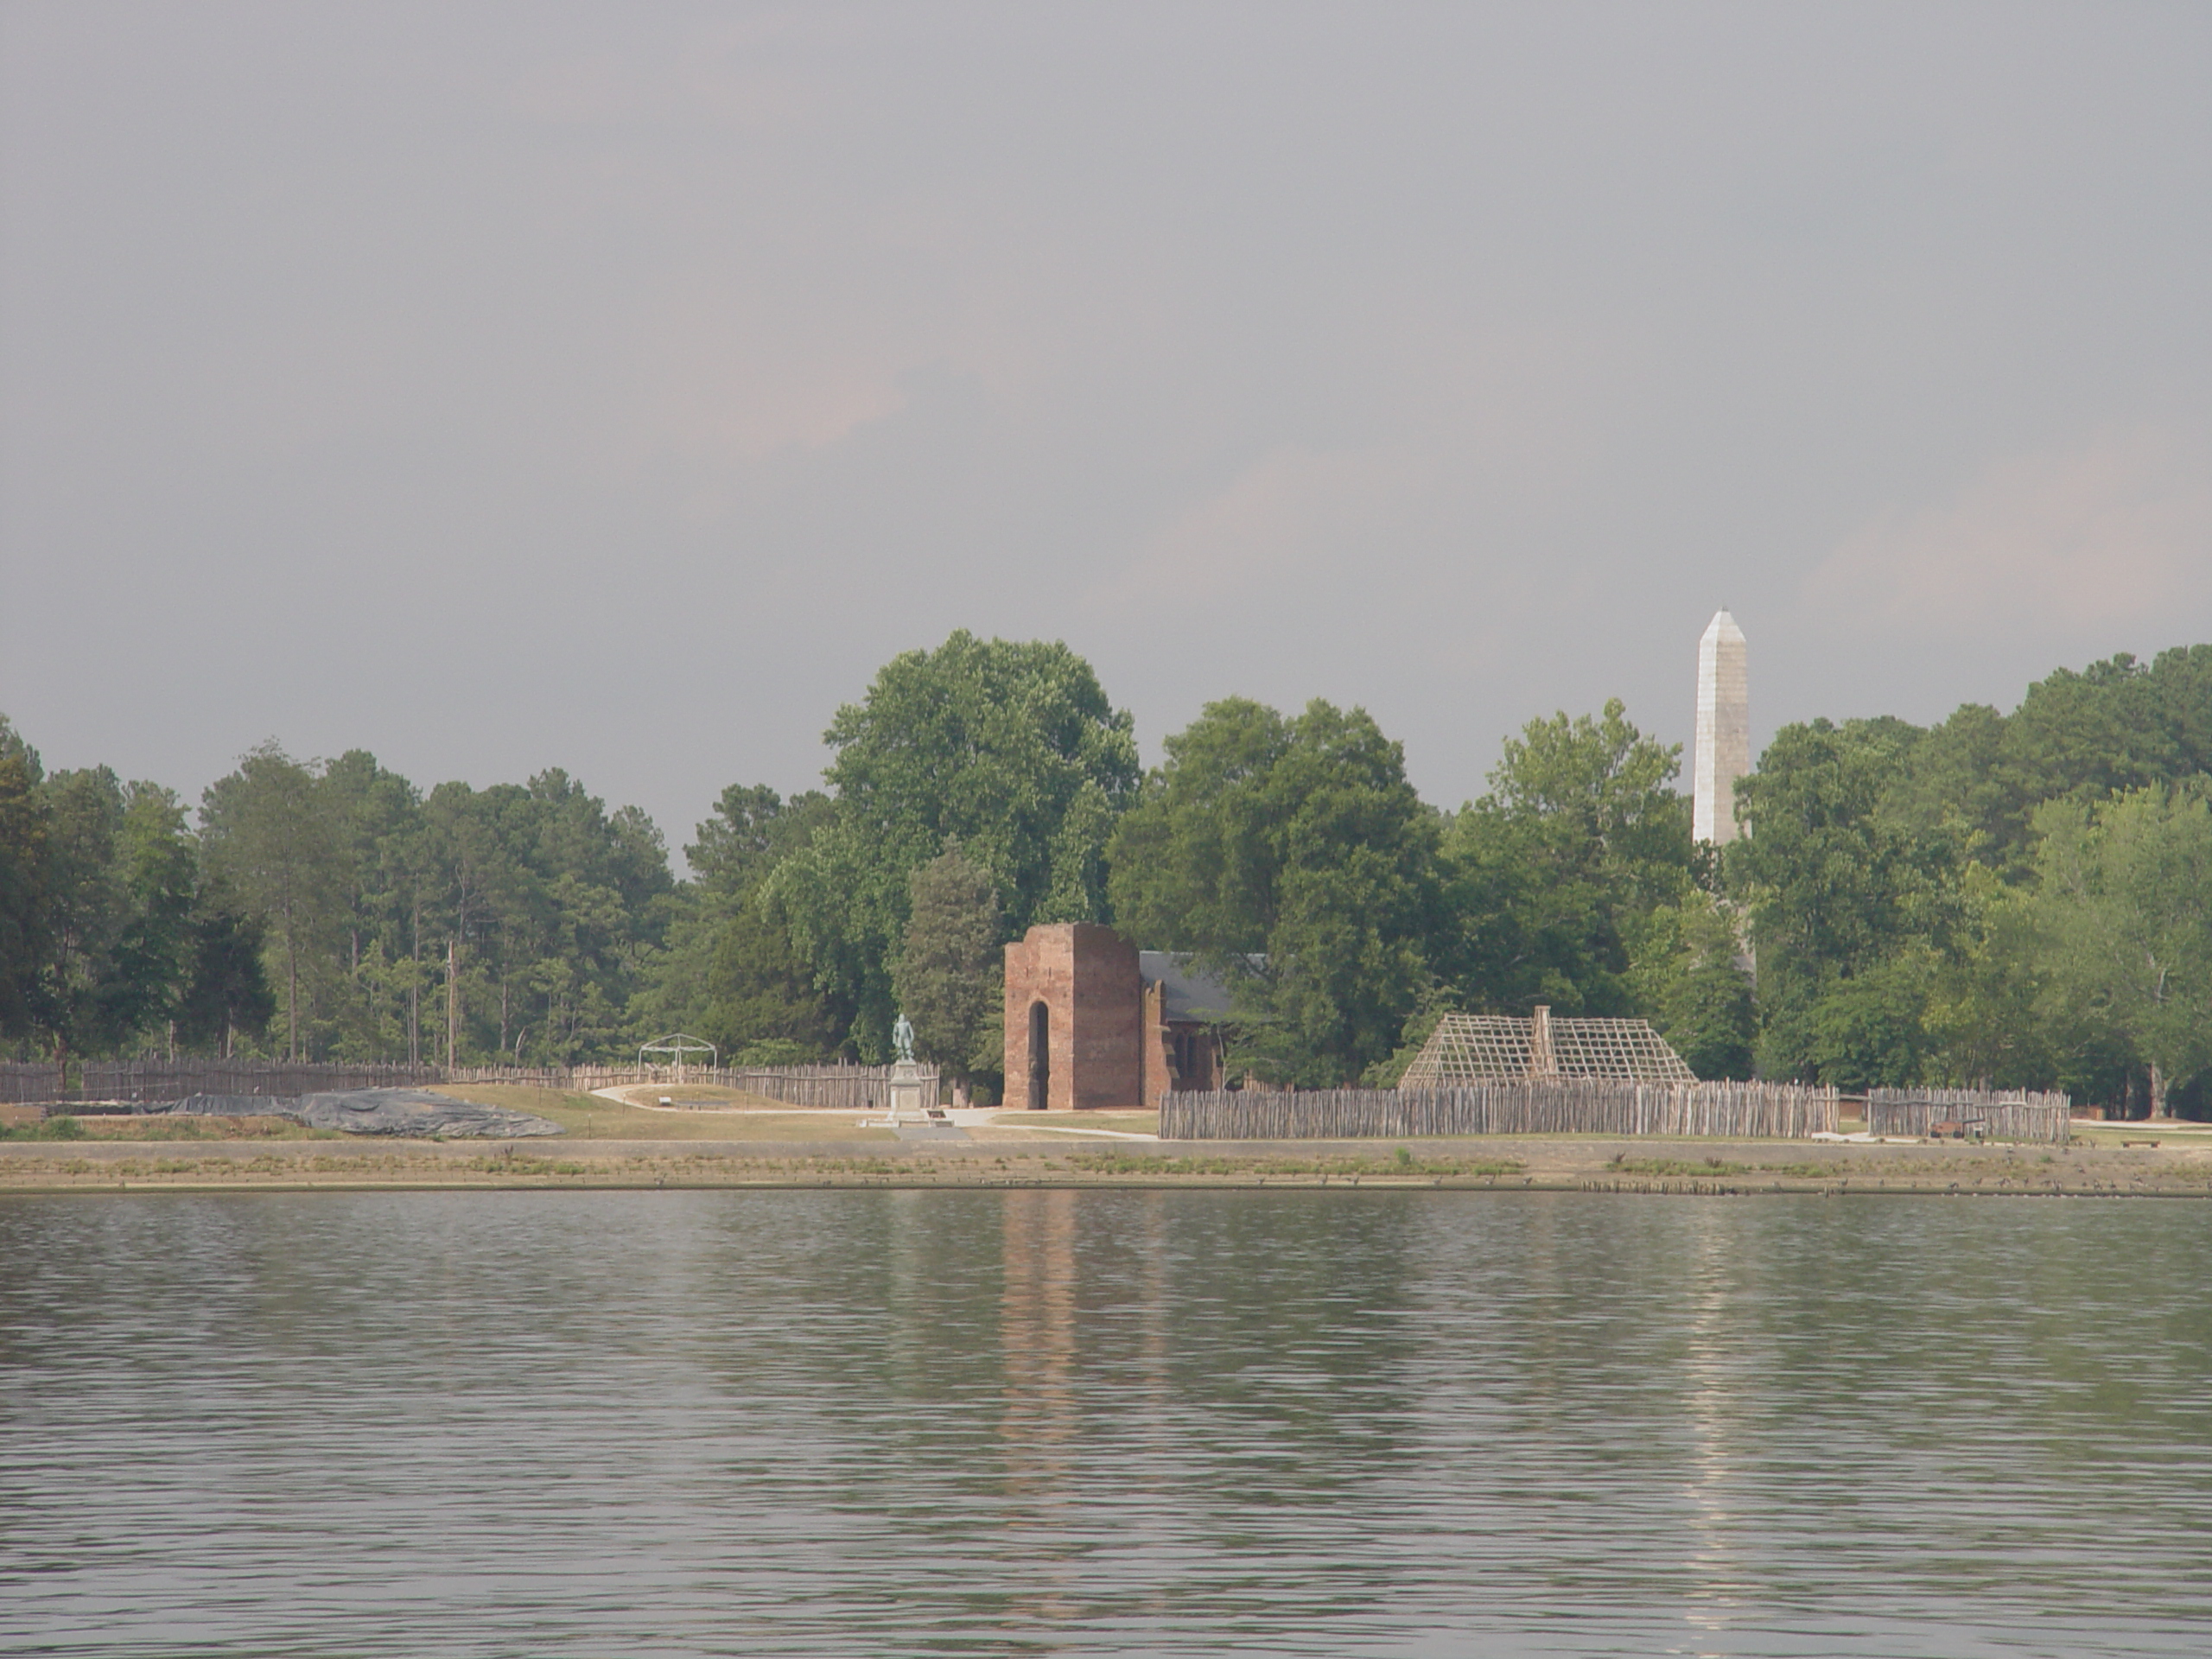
[318,750,429,1062]
[1799,948,1943,1088]
[1436,698,1698,1021]
[28,768,200,1057]
[0,717,50,1046]
[1918,866,2054,1090]
[174,903,276,1056]
[1109,697,1438,1086]
[1892,645,2212,874]
[686,783,828,898]
[1107,697,1295,956]
[104,783,200,1046]
[36,766,130,1056]
[200,744,349,1061]
[699,888,851,1062]
[413,770,672,1065]
[1730,717,1962,1086]
[893,844,1005,1092]
[2028,785,2212,1116]
[3,715,267,1061]
[1623,892,1756,1078]
[635,785,846,1060]
[0,720,754,1068]
[777,632,1137,1056]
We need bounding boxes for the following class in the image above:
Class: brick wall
[1002,923,1143,1110]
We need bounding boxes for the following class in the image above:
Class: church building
[1001,924,1237,1110]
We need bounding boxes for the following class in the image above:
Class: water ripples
[2,1190,2207,1656]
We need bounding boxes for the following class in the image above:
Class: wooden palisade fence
[1864,1087,2071,1144]
[73,1061,454,1103]
[564,1065,933,1111]
[0,1058,930,1115]
[0,1063,69,1105]
[1160,1078,1840,1141]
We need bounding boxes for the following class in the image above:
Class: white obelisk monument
[1693,609,1750,844]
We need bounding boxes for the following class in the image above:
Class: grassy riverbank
[3,1131,2208,1197]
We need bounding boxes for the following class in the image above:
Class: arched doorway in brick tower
[1027,1001,1050,1111]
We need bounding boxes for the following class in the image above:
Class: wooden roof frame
[1399,1007,1694,1087]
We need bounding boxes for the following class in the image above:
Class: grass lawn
[0,1109,327,1141]
[598,1083,791,1108]
[431,1083,898,1142]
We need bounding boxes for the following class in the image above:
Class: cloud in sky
[1090,446,1431,615]
[3,2,2209,852]
[1808,429,2212,634]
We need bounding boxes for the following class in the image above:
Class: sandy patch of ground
[971,1110,1161,1141]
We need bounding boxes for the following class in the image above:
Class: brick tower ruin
[1002,924,1232,1109]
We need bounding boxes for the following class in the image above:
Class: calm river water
[2,1190,2207,1656]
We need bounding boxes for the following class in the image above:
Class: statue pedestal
[883,1059,930,1126]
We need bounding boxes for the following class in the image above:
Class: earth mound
[162,1088,563,1138]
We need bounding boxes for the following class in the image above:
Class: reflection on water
[1,1191,2207,1656]
[999,1188,1082,1634]
[1683,1200,1749,1642]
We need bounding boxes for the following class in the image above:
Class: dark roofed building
[1137,950,1243,1102]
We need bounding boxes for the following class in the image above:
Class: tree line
[0,731,671,1067]
[3,632,2207,1116]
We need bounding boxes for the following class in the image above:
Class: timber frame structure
[1398,1007,1695,1087]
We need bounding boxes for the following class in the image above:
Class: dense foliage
[772,631,1138,1059]
[0,718,670,1066]
[892,845,1006,1090]
[1731,646,2212,1113]
[1108,698,1438,1086]
[3,638,2206,1116]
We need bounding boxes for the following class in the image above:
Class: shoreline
[3,1134,2208,1198]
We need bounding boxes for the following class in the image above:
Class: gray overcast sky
[4,1,2208,862]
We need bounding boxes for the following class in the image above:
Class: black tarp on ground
[159,1088,563,1138]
